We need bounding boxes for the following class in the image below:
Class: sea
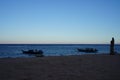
[0,44,120,58]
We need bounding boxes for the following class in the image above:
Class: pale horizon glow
[0,0,120,44]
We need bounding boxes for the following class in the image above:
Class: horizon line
[0,43,120,45]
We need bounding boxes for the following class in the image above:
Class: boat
[77,48,98,53]
[22,49,44,56]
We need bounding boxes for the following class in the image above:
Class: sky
[0,0,120,44]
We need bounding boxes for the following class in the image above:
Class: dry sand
[0,54,120,80]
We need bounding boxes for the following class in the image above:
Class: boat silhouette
[22,49,43,55]
[77,48,98,53]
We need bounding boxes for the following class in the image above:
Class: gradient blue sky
[0,0,120,44]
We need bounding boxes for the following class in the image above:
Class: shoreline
[0,53,119,58]
[0,54,120,80]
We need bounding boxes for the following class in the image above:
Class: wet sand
[0,54,120,80]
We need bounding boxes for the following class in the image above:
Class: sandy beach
[0,54,120,80]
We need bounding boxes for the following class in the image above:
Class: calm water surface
[0,44,120,58]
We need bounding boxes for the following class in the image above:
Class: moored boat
[22,49,43,55]
[77,48,98,53]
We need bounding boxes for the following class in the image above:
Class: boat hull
[22,50,43,54]
[77,48,98,53]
